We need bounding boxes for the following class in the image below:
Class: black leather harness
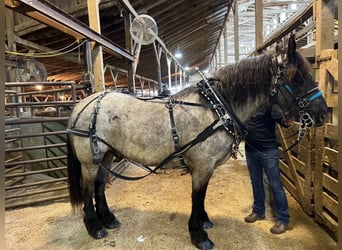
[67,71,246,180]
[67,64,320,180]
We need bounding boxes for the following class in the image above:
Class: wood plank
[277,125,304,203]
[322,192,338,217]
[290,156,305,175]
[324,123,338,140]
[322,173,338,197]
[325,93,338,108]
[323,147,338,170]
[317,211,338,241]
[280,173,300,202]
[313,126,324,216]
[320,49,338,81]
[280,160,294,183]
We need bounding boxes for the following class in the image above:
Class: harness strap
[196,69,247,156]
[166,96,189,173]
[153,119,224,173]
[98,161,155,181]
[96,119,224,180]
[88,91,109,164]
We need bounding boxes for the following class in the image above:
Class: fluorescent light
[174,51,182,58]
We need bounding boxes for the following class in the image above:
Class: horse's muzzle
[315,111,328,127]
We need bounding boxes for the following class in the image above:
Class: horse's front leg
[95,152,121,229]
[189,171,214,250]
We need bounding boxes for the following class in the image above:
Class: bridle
[270,60,323,150]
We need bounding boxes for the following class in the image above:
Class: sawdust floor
[5,153,338,250]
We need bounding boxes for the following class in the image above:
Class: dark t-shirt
[245,103,286,151]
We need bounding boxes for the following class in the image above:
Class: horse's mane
[174,52,311,106]
[212,54,275,105]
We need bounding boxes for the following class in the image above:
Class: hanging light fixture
[174,45,182,59]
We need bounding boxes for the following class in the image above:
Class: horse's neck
[231,94,269,124]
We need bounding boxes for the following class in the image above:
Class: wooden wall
[277,0,338,240]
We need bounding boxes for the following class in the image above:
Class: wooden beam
[5,9,16,51]
[254,3,313,53]
[233,0,239,62]
[255,0,263,50]
[87,0,105,92]
[6,0,134,61]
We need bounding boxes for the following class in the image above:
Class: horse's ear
[287,34,297,63]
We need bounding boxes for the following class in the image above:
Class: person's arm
[271,104,294,128]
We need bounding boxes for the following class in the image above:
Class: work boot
[270,222,288,234]
[244,212,265,223]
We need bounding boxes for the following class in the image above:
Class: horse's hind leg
[189,171,214,250]
[81,163,108,239]
[95,152,121,229]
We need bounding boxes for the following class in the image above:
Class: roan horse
[66,35,328,249]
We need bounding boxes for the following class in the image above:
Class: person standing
[244,102,292,234]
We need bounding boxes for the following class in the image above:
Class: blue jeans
[246,148,289,225]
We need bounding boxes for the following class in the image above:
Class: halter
[270,64,322,149]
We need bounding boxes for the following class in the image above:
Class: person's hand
[283,117,295,126]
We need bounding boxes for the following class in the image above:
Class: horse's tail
[66,134,83,209]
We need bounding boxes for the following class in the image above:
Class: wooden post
[313,0,336,228]
[5,8,18,82]
[87,0,105,92]
[233,0,239,62]
[255,0,263,52]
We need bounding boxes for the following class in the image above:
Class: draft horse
[67,35,328,249]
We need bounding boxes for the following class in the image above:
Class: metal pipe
[5,117,68,125]
[5,177,68,191]
[5,131,67,140]
[5,186,68,200]
[5,143,66,153]
[5,167,67,178]
[5,194,69,209]
[5,157,67,169]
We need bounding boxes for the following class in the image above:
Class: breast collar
[196,70,248,139]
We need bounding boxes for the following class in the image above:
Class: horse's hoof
[202,220,214,229]
[91,227,108,239]
[104,219,121,229]
[193,239,214,250]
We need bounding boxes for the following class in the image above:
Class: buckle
[173,134,179,143]
[298,98,309,108]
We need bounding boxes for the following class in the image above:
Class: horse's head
[272,35,328,127]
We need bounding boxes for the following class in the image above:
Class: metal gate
[5,81,86,209]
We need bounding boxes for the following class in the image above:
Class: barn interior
[4,0,340,248]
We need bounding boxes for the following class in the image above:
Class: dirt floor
[5,149,338,250]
